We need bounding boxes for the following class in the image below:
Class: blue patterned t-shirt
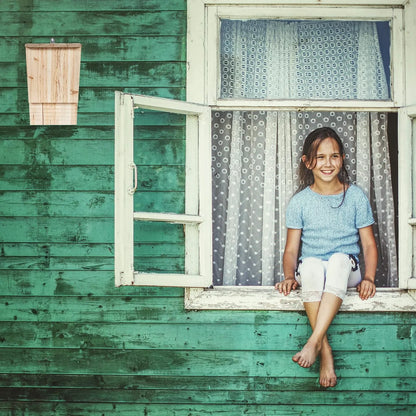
[286,185,374,261]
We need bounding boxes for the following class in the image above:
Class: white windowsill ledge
[185,287,416,312]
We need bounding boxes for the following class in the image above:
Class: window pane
[133,110,186,214]
[212,110,397,287]
[220,20,390,100]
[134,222,185,274]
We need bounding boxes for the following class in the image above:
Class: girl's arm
[275,228,302,295]
[357,225,378,300]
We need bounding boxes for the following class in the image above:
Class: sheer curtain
[220,20,389,100]
[212,20,397,287]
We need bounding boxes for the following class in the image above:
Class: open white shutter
[114,92,212,287]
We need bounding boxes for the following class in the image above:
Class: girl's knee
[301,257,325,274]
[325,253,353,300]
[298,257,325,284]
[328,253,351,268]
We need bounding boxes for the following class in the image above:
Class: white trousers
[295,253,362,302]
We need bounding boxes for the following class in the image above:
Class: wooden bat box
[25,43,81,125]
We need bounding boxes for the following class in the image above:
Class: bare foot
[319,347,337,388]
[292,340,321,368]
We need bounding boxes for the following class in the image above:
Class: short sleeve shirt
[286,185,374,261]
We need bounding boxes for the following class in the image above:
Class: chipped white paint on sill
[185,287,416,312]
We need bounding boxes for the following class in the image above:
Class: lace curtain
[213,20,397,287]
[220,20,389,100]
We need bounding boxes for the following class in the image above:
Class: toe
[320,378,329,388]
[292,352,300,363]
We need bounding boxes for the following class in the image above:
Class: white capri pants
[295,253,362,302]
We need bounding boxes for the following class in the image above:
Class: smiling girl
[275,127,377,388]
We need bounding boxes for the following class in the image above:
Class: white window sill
[185,286,416,312]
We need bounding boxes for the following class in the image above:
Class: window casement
[114,0,416,311]
[114,92,212,288]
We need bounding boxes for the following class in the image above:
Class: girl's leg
[302,301,338,387]
[293,293,342,369]
[324,253,355,299]
[294,258,327,367]
[293,254,351,372]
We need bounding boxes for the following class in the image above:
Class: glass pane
[220,19,391,100]
[133,108,186,214]
[134,222,185,274]
[132,109,186,275]
[212,110,397,287]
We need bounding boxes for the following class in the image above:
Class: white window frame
[406,105,416,285]
[184,0,416,311]
[114,92,212,288]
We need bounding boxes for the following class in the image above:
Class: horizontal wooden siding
[0,0,414,415]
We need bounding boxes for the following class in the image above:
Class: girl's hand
[357,279,376,300]
[275,278,298,296]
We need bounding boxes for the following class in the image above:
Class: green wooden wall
[0,1,415,414]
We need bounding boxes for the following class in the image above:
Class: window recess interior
[185,0,416,310]
[114,92,212,288]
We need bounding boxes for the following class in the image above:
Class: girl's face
[303,137,344,184]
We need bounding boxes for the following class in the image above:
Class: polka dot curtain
[220,20,390,100]
[212,111,397,287]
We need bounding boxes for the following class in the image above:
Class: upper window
[220,20,391,100]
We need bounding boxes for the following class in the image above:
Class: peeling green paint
[0,1,414,415]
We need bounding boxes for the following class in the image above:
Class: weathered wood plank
[0,192,114,217]
[81,62,185,88]
[0,36,185,62]
[0,402,414,416]
[1,374,415,392]
[0,386,415,405]
[0,139,184,165]
[0,217,184,243]
[0,166,183,191]
[0,322,413,351]
[0,191,184,216]
[0,270,183,297]
[0,11,186,36]
[0,296,186,323]
[0,294,415,324]
[0,256,184,273]
[0,0,186,12]
[0,109,187,126]
[0,125,185,140]
[0,112,186,126]
[1,62,185,88]
[1,88,185,113]
[0,349,414,378]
